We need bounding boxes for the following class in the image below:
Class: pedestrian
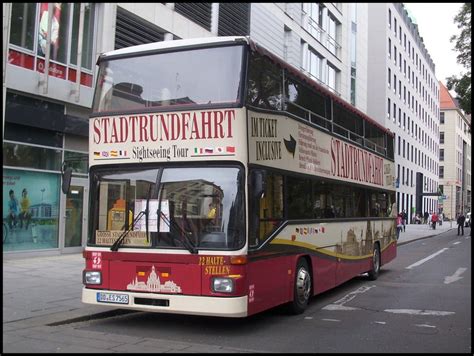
[457,212,466,236]
[396,213,403,240]
[423,211,429,224]
[402,210,407,232]
[431,211,438,230]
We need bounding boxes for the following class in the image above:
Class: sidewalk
[2,222,455,353]
[396,220,454,245]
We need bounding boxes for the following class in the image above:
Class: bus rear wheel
[289,258,312,314]
[367,244,380,280]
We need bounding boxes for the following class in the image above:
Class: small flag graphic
[94,152,100,157]
[110,150,118,157]
[226,146,235,153]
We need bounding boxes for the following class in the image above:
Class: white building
[249,3,369,112]
[366,3,440,222]
[439,82,471,220]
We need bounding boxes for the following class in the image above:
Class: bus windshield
[92,45,244,114]
[88,165,245,251]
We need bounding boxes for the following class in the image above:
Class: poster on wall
[3,169,60,251]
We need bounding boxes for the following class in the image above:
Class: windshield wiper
[110,210,146,251]
[159,211,197,254]
[110,183,153,252]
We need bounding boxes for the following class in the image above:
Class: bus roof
[99,36,249,60]
[98,35,393,137]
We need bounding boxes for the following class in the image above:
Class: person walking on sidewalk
[431,211,438,230]
[396,213,403,240]
[457,212,466,236]
[402,210,407,232]
[424,211,429,224]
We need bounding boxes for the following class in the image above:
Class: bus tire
[289,258,312,314]
[367,243,380,280]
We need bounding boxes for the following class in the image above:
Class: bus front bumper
[82,287,248,317]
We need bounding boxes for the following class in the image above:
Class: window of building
[440,148,444,161]
[10,3,37,51]
[3,168,61,251]
[440,132,444,144]
[70,4,96,70]
[439,166,444,178]
[326,63,337,92]
[309,49,322,81]
[9,3,96,84]
[440,112,445,124]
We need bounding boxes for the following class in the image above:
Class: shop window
[9,4,96,79]
[70,3,96,70]
[10,3,37,51]
[64,151,88,174]
[3,142,62,171]
[37,3,71,63]
[3,168,60,251]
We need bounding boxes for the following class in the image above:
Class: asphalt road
[75,227,471,353]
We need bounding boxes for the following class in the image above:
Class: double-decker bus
[80,36,396,317]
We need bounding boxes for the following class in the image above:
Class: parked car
[465,212,471,227]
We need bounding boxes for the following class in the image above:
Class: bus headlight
[83,271,102,285]
[211,277,234,293]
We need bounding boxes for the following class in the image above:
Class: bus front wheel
[367,244,380,280]
[289,258,312,314]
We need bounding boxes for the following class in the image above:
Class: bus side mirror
[252,170,266,199]
[62,166,73,194]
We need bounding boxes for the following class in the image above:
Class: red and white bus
[80,36,397,317]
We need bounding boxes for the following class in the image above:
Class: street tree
[446,3,471,114]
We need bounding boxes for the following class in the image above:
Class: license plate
[97,292,129,305]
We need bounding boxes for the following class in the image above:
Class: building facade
[438,82,471,220]
[366,3,440,223]
[2,3,221,257]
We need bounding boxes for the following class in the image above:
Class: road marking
[321,318,340,322]
[415,324,436,328]
[304,316,313,320]
[444,267,467,284]
[452,241,461,245]
[384,309,454,316]
[323,304,359,311]
[322,285,375,311]
[405,248,449,269]
[374,321,386,325]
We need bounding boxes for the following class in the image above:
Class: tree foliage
[446,3,471,114]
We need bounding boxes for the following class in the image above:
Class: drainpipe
[3,3,12,140]
[74,3,85,102]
